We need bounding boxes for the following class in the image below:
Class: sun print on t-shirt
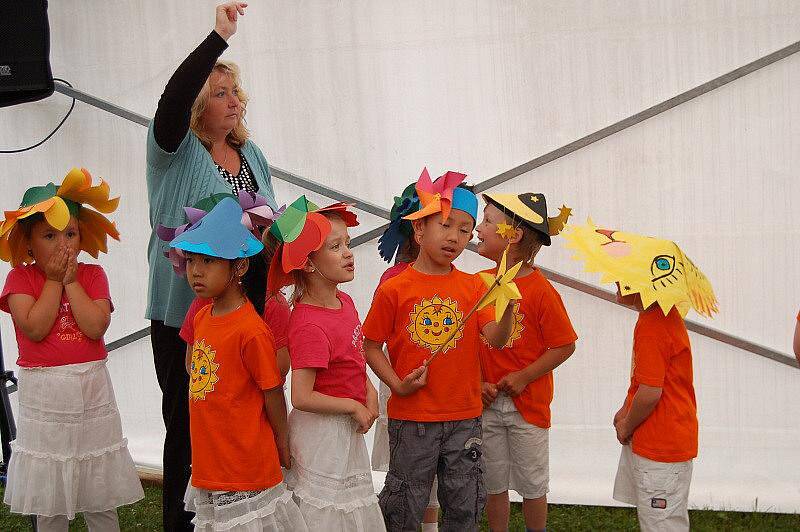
[481,301,524,348]
[190,339,220,401]
[407,296,463,353]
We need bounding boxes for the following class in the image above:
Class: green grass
[1,482,798,530]
[0,482,163,531]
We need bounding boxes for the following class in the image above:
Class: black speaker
[0,1,54,108]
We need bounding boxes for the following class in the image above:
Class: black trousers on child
[151,320,194,531]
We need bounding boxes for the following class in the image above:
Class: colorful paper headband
[403,167,478,222]
[483,192,572,246]
[0,168,120,266]
[157,190,283,275]
[169,197,263,263]
[267,196,358,294]
[563,219,718,318]
[378,182,420,263]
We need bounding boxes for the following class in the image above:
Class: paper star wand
[424,248,523,367]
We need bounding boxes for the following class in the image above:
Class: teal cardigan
[145,122,276,328]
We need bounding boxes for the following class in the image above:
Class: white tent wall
[1,0,798,513]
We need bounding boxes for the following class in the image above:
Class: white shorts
[481,394,549,499]
[613,445,693,532]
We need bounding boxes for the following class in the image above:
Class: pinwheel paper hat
[483,192,572,246]
[157,190,283,275]
[403,167,478,224]
[0,168,120,266]
[378,182,420,263]
[169,197,263,264]
[563,220,718,318]
[267,196,359,294]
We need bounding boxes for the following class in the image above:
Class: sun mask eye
[651,255,675,281]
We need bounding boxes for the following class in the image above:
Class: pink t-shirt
[288,291,367,404]
[0,263,112,368]
[181,292,291,348]
[377,262,410,290]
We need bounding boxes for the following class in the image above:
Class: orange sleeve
[632,331,669,387]
[362,284,395,343]
[538,287,578,348]
[241,331,282,391]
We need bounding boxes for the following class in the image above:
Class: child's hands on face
[395,365,428,396]
[481,382,498,408]
[63,249,78,285]
[44,245,69,282]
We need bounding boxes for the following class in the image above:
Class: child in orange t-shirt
[563,221,717,532]
[475,193,576,532]
[611,286,697,531]
[362,169,515,531]
[168,197,307,531]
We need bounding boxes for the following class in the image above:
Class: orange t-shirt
[187,301,284,491]
[479,269,577,428]
[625,306,697,463]
[362,265,493,422]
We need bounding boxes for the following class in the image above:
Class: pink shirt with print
[0,263,111,367]
[288,290,367,404]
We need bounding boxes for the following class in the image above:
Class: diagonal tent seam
[49,40,799,367]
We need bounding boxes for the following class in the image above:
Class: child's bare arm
[64,281,111,340]
[7,283,63,342]
[481,304,516,348]
[185,344,192,375]
[365,377,378,417]
[263,386,290,468]
[276,346,290,378]
[793,318,800,365]
[364,339,426,396]
[291,368,375,433]
[497,342,576,396]
[616,384,662,444]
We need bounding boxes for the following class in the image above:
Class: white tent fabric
[1,0,799,513]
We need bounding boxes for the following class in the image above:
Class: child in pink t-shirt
[267,196,385,531]
[0,170,143,531]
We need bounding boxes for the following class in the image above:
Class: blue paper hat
[452,186,478,223]
[169,197,263,260]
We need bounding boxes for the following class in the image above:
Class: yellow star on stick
[477,248,523,322]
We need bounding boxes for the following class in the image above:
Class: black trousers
[151,320,193,531]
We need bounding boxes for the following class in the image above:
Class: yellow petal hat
[0,168,120,266]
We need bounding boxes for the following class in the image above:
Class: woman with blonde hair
[144,2,278,529]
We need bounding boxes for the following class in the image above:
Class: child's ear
[412,219,424,245]
[235,258,250,278]
[510,227,524,245]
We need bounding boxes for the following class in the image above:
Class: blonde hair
[501,212,543,266]
[190,60,250,149]
[288,212,345,307]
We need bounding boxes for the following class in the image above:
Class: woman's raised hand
[214,2,248,41]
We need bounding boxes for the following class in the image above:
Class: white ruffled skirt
[285,410,386,531]
[184,480,308,531]
[3,360,144,519]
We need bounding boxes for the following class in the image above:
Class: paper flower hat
[378,182,420,263]
[157,190,283,275]
[169,197,264,264]
[267,196,358,294]
[483,192,572,246]
[0,168,120,266]
[563,219,718,318]
[402,167,478,223]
